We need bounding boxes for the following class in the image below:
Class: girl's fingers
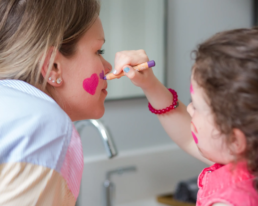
[122,65,148,87]
[123,66,138,80]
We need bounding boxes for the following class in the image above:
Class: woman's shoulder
[0,80,73,171]
[0,79,71,130]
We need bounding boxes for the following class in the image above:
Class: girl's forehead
[191,79,211,111]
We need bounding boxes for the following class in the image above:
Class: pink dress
[197,162,258,206]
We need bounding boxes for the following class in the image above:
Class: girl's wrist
[148,89,178,115]
[141,75,160,94]
[142,79,174,111]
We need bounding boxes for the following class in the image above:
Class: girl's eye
[97,49,105,55]
[191,103,196,110]
[190,102,196,110]
[190,98,196,110]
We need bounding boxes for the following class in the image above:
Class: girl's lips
[191,122,198,134]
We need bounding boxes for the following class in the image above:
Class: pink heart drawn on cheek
[83,73,99,95]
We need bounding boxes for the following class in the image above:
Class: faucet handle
[103,166,137,206]
[103,180,115,206]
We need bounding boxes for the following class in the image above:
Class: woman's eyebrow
[98,38,105,43]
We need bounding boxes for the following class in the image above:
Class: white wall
[80,0,252,157]
[167,0,253,104]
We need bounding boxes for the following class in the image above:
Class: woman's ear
[231,128,247,155]
[41,48,63,87]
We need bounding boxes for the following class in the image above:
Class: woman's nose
[103,58,112,74]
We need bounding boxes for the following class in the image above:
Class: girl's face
[55,17,111,121]
[187,76,234,164]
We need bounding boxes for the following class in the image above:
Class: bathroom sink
[77,144,207,206]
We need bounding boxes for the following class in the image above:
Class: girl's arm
[112,50,213,165]
[143,77,213,165]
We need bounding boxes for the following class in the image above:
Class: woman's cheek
[82,73,99,95]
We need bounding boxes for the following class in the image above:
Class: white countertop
[118,197,165,206]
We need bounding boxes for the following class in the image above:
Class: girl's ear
[41,48,63,87]
[231,128,247,155]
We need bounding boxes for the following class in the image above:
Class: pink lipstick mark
[99,70,105,80]
[190,84,194,94]
[191,122,198,134]
[191,131,198,144]
[83,73,99,95]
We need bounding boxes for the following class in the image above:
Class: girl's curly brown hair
[193,28,258,190]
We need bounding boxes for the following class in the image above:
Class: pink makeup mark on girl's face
[191,131,198,144]
[190,84,194,94]
[99,70,104,80]
[83,73,99,95]
[191,121,198,134]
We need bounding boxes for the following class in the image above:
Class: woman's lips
[102,84,108,95]
[102,88,107,95]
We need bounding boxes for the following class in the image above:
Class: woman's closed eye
[97,49,105,55]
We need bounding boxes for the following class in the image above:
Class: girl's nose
[187,102,194,117]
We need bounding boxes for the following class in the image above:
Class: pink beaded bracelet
[148,88,179,115]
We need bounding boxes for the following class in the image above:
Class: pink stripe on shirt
[60,125,83,198]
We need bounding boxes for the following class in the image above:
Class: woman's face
[54,17,111,121]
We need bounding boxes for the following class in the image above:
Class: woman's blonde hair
[0,0,100,87]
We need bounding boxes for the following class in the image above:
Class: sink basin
[77,144,207,206]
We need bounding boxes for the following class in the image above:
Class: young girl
[114,28,258,205]
[0,0,148,205]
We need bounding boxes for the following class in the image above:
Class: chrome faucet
[74,119,118,158]
[104,166,137,206]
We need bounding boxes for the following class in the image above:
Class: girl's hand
[112,50,159,90]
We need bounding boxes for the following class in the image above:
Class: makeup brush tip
[103,76,107,80]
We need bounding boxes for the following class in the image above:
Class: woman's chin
[70,107,105,122]
[89,106,105,119]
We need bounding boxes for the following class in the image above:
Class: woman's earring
[49,77,55,83]
[57,77,62,84]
